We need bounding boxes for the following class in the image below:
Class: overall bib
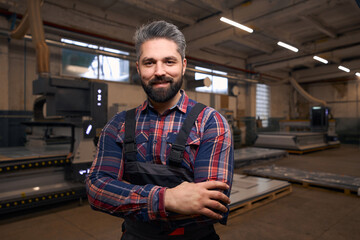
[121,103,219,240]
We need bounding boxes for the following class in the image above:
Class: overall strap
[169,103,207,167]
[124,108,137,162]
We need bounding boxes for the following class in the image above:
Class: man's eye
[144,62,153,66]
[166,60,175,65]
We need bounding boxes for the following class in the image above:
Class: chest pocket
[135,132,149,161]
[166,129,200,169]
[116,131,149,162]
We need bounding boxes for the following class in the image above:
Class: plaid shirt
[86,90,233,227]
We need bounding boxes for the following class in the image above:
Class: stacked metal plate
[234,147,287,168]
[254,132,327,151]
[244,165,360,196]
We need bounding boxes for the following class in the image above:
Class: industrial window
[256,83,270,127]
[61,39,130,82]
[194,66,228,94]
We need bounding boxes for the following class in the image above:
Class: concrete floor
[0,144,359,240]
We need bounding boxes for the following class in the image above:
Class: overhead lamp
[356,72,360,77]
[277,41,298,52]
[220,17,253,33]
[313,56,328,64]
[338,65,350,72]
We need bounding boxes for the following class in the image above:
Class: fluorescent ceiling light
[356,72,360,77]
[220,17,253,33]
[313,56,328,64]
[277,41,299,52]
[338,65,350,72]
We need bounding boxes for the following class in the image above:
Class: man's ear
[136,61,140,75]
[182,58,187,75]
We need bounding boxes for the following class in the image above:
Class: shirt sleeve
[194,108,234,224]
[85,111,166,221]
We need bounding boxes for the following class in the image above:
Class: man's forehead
[139,39,180,56]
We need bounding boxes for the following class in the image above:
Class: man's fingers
[200,208,223,220]
[206,199,228,213]
[208,190,230,204]
[200,181,229,190]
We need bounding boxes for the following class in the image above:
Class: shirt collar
[140,89,189,114]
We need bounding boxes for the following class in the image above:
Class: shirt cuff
[158,187,167,218]
[147,186,167,220]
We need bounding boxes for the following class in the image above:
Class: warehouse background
[0,1,359,239]
[1,0,360,147]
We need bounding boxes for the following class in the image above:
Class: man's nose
[154,63,166,76]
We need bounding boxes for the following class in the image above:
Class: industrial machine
[0,0,109,215]
[254,106,340,153]
[0,77,108,215]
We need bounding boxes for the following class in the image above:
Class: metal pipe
[289,77,327,106]
[26,0,50,75]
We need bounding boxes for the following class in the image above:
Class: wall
[307,81,360,118]
[307,80,360,143]
[270,84,291,119]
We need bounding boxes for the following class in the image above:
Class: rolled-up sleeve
[85,111,165,221]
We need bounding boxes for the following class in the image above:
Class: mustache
[148,76,174,85]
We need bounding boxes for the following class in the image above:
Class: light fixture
[313,56,328,64]
[355,72,360,77]
[220,17,253,33]
[86,124,93,135]
[338,65,350,72]
[277,41,299,52]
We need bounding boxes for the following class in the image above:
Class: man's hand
[164,181,230,220]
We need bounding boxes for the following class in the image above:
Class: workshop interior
[0,0,359,239]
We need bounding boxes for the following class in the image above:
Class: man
[86,20,234,240]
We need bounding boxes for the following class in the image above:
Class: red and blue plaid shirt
[86,90,233,227]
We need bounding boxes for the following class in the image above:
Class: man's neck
[150,91,181,115]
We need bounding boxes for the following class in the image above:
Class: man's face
[137,38,187,103]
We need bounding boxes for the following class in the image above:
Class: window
[256,83,270,127]
[194,66,228,94]
[61,39,130,82]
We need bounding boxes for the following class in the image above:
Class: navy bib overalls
[121,103,219,240]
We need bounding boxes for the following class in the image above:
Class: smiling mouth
[150,80,172,86]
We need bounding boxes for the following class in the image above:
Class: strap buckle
[169,143,185,166]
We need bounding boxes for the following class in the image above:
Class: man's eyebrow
[141,56,178,63]
[164,56,178,61]
[141,57,154,63]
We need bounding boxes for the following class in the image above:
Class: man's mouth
[149,78,173,86]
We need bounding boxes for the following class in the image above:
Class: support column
[0,17,9,110]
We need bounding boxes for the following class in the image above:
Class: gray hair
[134,20,186,60]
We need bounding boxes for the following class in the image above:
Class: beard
[141,75,183,103]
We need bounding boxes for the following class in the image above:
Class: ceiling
[2,0,360,83]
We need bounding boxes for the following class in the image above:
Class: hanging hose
[288,77,327,106]
[27,0,49,75]
[11,0,49,75]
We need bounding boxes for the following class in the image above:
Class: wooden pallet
[229,185,292,218]
[294,180,357,196]
[287,144,341,154]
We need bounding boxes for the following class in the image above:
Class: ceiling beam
[299,15,337,38]
[197,0,227,11]
[122,0,196,25]
[253,44,360,72]
[293,58,360,83]
[211,44,248,59]
[187,28,234,51]
[248,30,360,66]
[182,0,311,42]
[230,32,274,54]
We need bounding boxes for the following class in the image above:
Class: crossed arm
[165,181,230,220]
[86,109,233,222]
